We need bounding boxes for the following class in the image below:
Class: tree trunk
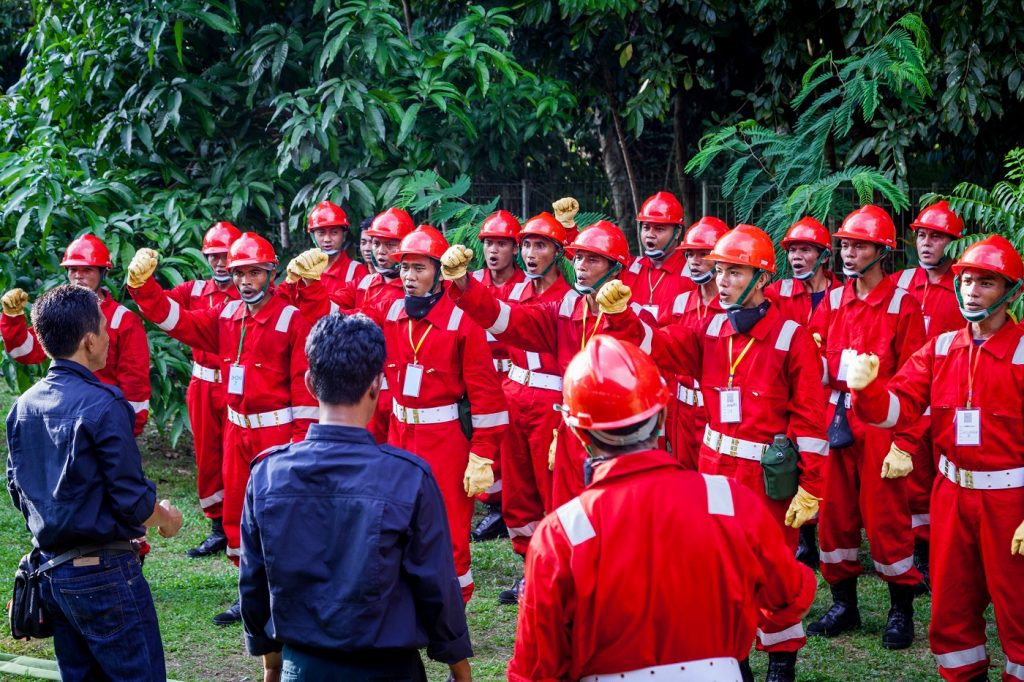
[598,119,635,241]
[672,88,698,225]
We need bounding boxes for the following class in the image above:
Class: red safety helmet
[228,232,278,269]
[637,192,684,225]
[307,200,350,232]
[706,223,777,274]
[392,225,449,262]
[565,221,630,267]
[781,217,830,250]
[562,335,669,431]
[519,212,567,245]
[680,216,730,251]
[61,234,113,268]
[911,201,963,239]
[478,210,521,242]
[366,208,415,241]
[202,221,242,255]
[952,235,1024,283]
[834,204,897,249]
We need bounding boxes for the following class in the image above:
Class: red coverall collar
[588,449,681,487]
[638,248,688,275]
[840,274,897,308]
[947,319,1020,359]
[230,293,285,325]
[713,301,780,341]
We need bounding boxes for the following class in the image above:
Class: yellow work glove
[812,332,822,349]
[552,197,580,230]
[784,486,821,528]
[846,352,879,390]
[1011,519,1024,556]
[1,288,29,317]
[286,249,329,283]
[463,453,494,497]
[127,248,159,289]
[880,443,914,479]
[596,279,631,314]
[441,245,474,281]
[548,428,558,471]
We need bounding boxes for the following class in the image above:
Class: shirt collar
[639,248,687,276]
[948,319,1020,359]
[713,301,778,340]
[840,275,895,308]
[50,359,101,383]
[392,285,454,327]
[234,291,283,324]
[305,422,379,445]
[589,449,682,487]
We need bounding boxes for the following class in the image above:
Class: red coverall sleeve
[508,518,575,682]
[852,340,934,430]
[786,327,829,497]
[329,280,359,312]
[128,278,221,354]
[449,277,561,356]
[286,312,317,442]
[1,314,48,365]
[281,278,329,324]
[167,281,193,306]
[603,307,702,378]
[460,322,508,462]
[115,310,152,436]
[891,296,929,452]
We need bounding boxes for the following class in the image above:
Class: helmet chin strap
[522,245,564,281]
[919,255,947,271]
[793,248,831,281]
[212,273,232,283]
[843,246,889,279]
[954,275,1022,322]
[574,262,622,295]
[722,270,763,310]
[376,262,400,279]
[637,224,681,262]
[689,270,713,285]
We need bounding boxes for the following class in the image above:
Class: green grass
[0,383,1006,680]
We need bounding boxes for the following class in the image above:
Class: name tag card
[227,364,245,395]
[837,349,858,382]
[955,408,980,446]
[403,363,424,398]
[527,352,542,370]
[719,388,742,424]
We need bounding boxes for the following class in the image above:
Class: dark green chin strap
[845,246,890,278]
[724,268,764,309]
[794,248,831,281]
[523,244,565,279]
[575,262,623,295]
[637,223,682,260]
[954,275,1023,322]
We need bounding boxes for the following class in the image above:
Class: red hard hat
[680,216,729,251]
[61,234,113,268]
[562,335,669,430]
[911,201,963,239]
[565,221,630,267]
[637,192,684,225]
[834,205,897,248]
[782,217,830,250]
[519,212,567,245]
[228,232,278,269]
[952,235,1024,283]
[366,208,415,241]
[307,200,350,232]
[478,210,521,242]
[202,221,242,254]
[392,225,449,262]
[706,224,777,274]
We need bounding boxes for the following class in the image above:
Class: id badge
[526,352,542,370]
[403,363,424,398]
[719,388,742,424]
[227,364,245,395]
[955,408,981,446]
[837,349,858,382]
[923,315,931,335]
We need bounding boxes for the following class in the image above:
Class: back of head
[305,314,385,405]
[31,285,102,360]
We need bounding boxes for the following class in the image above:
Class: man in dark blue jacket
[240,312,473,681]
[6,284,183,681]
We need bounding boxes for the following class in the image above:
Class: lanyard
[646,268,667,304]
[965,328,982,408]
[695,289,709,320]
[727,335,756,388]
[580,302,605,350]
[408,319,433,363]
[235,310,248,364]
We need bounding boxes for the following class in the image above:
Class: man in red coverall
[125,232,318,625]
[889,200,966,587]
[468,210,527,543]
[441,221,631,509]
[620,191,695,319]
[166,221,241,559]
[596,224,827,682]
[305,200,368,294]
[848,235,1024,682]
[508,335,816,682]
[807,204,926,649]
[367,225,508,602]
[662,216,729,469]
[2,234,151,436]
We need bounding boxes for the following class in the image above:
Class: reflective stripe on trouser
[818,409,921,586]
[388,417,476,602]
[930,478,1024,681]
[222,421,294,566]
[186,376,226,519]
[906,424,935,543]
[501,380,559,557]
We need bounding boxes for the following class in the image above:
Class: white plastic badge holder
[526,352,542,370]
[719,388,742,424]
[227,364,245,396]
[955,408,980,446]
[403,363,424,398]
[923,316,931,335]
[837,349,858,382]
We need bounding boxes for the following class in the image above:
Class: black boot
[470,503,507,542]
[795,524,819,571]
[913,539,930,596]
[882,582,915,649]
[738,658,755,682]
[212,597,242,626]
[765,652,797,682]
[498,575,524,605]
[807,577,860,637]
[187,517,228,559]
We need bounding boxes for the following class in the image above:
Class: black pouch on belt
[457,395,473,441]
[10,548,52,640]
[761,435,800,500]
[828,392,855,448]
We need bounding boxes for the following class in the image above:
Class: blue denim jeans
[39,548,166,682]
[281,645,427,682]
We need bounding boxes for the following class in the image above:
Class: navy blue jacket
[239,423,472,664]
[6,360,156,551]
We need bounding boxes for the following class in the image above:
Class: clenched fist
[287,249,329,283]
[1,288,29,317]
[880,443,913,479]
[846,352,879,390]
[596,280,631,315]
[463,453,494,497]
[441,244,474,281]
[552,197,580,229]
[784,486,821,528]
[127,248,159,289]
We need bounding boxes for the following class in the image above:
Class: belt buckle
[961,469,974,489]
[409,407,421,425]
[728,437,739,457]
[242,413,252,428]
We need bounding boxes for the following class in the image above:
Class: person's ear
[304,370,317,399]
[367,373,382,402]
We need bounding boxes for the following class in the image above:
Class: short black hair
[31,285,102,360]
[305,313,385,405]
[359,217,373,231]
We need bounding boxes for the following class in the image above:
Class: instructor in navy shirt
[240,312,473,681]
